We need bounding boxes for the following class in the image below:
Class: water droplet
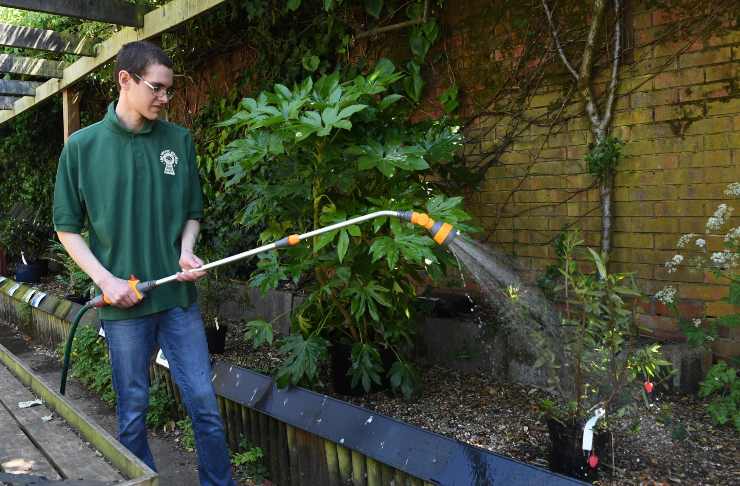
[250,388,257,401]
[229,366,233,372]
[432,457,437,463]
[235,380,240,387]
[283,399,288,407]
[316,418,322,424]
[339,438,345,444]
[379,441,385,449]
[364,415,374,425]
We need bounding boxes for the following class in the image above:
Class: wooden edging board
[0,342,158,486]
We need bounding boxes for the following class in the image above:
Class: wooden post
[62,87,79,142]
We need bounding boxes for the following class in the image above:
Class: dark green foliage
[699,362,740,431]
[585,136,624,183]
[146,378,179,429]
[220,61,473,397]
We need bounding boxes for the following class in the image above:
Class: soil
[219,320,740,486]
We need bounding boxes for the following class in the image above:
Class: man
[53,41,235,486]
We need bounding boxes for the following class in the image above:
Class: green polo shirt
[53,102,203,320]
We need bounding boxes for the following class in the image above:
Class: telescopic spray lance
[60,210,459,394]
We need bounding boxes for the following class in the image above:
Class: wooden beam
[0,53,64,77]
[0,95,21,109]
[0,23,96,56]
[0,79,41,96]
[0,0,145,27]
[63,88,80,142]
[0,0,228,126]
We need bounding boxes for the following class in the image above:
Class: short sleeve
[53,142,84,233]
[186,134,203,220]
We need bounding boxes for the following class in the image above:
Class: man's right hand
[99,275,142,308]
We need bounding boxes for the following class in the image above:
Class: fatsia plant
[216,59,474,397]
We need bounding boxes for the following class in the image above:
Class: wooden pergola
[0,0,227,140]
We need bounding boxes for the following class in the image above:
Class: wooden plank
[0,95,20,109]
[0,343,157,485]
[0,400,60,479]
[0,364,125,481]
[0,23,96,56]
[63,87,80,142]
[0,53,64,77]
[0,79,41,96]
[0,0,228,126]
[0,0,144,27]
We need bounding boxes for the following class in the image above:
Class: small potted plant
[0,213,52,283]
[532,231,671,480]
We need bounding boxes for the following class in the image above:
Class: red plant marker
[588,451,599,469]
[644,381,654,393]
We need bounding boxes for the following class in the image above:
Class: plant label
[156,349,169,369]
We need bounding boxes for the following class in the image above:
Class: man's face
[121,63,174,120]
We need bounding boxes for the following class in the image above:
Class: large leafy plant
[217,60,472,396]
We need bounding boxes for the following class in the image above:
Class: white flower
[665,254,684,273]
[706,204,733,232]
[672,254,684,264]
[695,238,706,248]
[725,182,740,197]
[655,286,677,305]
[710,251,730,266]
[692,318,701,328]
[676,233,696,248]
[725,227,740,243]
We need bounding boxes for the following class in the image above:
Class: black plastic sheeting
[212,362,587,486]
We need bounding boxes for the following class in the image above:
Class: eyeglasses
[133,73,175,100]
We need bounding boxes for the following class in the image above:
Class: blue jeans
[102,304,235,486]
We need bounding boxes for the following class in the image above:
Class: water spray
[60,210,459,394]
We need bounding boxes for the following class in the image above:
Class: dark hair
[114,41,173,88]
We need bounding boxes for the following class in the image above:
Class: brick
[704,132,740,150]
[638,314,684,340]
[613,232,654,249]
[630,89,678,108]
[617,201,654,217]
[654,199,707,217]
[633,13,652,29]
[654,39,704,58]
[679,217,709,234]
[654,68,704,88]
[654,102,704,122]
[679,182,730,199]
[654,265,705,283]
[679,48,733,68]
[655,299,705,318]
[679,149,732,168]
[652,9,684,26]
[706,98,740,116]
[683,117,733,136]
[654,135,703,153]
[706,301,740,318]
[679,82,730,103]
[711,339,740,359]
[627,122,676,141]
[617,75,654,95]
[680,284,728,301]
[614,108,654,126]
[705,63,737,82]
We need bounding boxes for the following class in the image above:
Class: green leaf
[349,343,383,392]
[717,314,740,327]
[286,0,301,11]
[314,230,338,251]
[347,225,361,237]
[379,94,403,111]
[588,248,607,279]
[369,236,399,269]
[322,107,338,126]
[302,54,320,72]
[337,230,349,263]
[245,319,273,348]
[338,104,367,120]
[364,0,383,18]
[276,335,329,387]
[728,281,740,305]
[389,360,417,399]
[275,84,292,99]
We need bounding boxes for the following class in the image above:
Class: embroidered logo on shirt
[160,149,178,175]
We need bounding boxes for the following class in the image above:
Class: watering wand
[60,210,458,394]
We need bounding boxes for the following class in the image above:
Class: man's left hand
[177,250,206,281]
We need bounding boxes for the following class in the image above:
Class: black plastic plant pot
[64,294,88,305]
[547,418,610,481]
[205,324,228,354]
[15,261,44,283]
[329,342,395,396]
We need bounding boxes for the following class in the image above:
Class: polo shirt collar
[104,101,155,135]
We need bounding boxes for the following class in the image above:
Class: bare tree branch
[542,0,580,80]
[599,0,621,133]
[578,0,608,136]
